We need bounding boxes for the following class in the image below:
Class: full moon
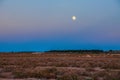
[72,16,76,21]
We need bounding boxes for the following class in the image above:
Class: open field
[0,53,120,80]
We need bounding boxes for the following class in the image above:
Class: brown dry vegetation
[0,53,120,80]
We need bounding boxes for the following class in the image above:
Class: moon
[72,16,76,21]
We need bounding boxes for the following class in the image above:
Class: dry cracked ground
[0,53,120,80]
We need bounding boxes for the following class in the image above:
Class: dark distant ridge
[46,50,104,53]
[46,49,120,53]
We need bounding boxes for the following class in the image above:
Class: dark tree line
[46,50,120,54]
[46,50,104,53]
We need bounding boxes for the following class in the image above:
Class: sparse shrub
[13,71,28,78]
[84,77,93,80]
[13,67,58,79]
[57,74,80,80]
[55,62,69,67]
[29,68,57,79]
[104,71,120,80]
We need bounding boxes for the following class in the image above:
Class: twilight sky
[0,0,120,52]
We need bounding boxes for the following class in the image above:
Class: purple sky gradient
[0,0,120,51]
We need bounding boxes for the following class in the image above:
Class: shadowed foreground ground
[0,53,120,80]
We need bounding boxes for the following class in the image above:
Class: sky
[0,0,120,52]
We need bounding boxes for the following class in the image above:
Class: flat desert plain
[0,53,120,80]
